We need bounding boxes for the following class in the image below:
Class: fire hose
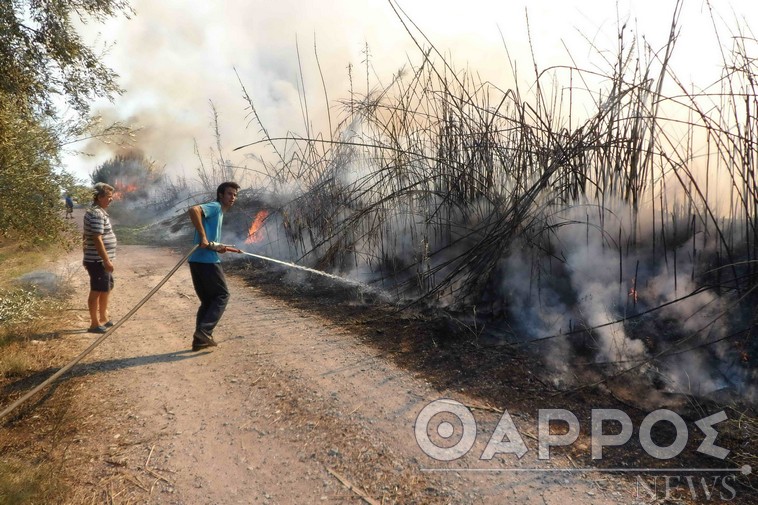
[1,243,369,421]
[0,244,199,421]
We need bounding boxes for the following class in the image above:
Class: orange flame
[245,210,269,244]
[628,277,638,304]
[112,183,139,200]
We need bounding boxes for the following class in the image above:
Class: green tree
[0,0,132,118]
[0,96,64,243]
[0,0,132,243]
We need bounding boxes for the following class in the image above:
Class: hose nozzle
[207,242,241,253]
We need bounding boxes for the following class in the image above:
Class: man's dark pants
[189,262,230,336]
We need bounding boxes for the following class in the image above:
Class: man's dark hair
[216,181,240,201]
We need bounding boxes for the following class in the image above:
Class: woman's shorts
[84,261,115,292]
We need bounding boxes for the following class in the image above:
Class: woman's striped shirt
[83,205,117,263]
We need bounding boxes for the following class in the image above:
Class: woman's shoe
[88,325,108,333]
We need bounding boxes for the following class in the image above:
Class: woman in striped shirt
[82,182,117,333]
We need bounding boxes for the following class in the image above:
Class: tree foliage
[0,0,132,118]
[0,93,65,243]
[0,0,131,243]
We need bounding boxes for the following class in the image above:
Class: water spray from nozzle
[228,246,369,289]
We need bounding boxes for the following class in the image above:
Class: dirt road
[7,231,667,505]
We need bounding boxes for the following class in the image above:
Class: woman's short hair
[93,182,115,202]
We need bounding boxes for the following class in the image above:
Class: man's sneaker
[192,329,217,347]
[192,339,214,351]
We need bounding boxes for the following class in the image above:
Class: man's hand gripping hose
[207,242,241,253]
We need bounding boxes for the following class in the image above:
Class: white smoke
[66,0,738,183]
[493,192,755,401]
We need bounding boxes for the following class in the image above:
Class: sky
[66,0,757,184]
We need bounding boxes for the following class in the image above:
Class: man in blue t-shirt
[188,181,240,351]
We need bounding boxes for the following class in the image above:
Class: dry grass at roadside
[0,240,89,505]
[0,344,34,378]
[0,243,49,291]
[727,407,758,495]
[0,460,61,504]
[0,334,84,505]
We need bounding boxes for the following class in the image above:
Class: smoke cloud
[68,0,736,183]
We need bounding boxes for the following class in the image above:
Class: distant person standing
[82,182,117,333]
[64,194,74,219]
[187,181,240,351]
